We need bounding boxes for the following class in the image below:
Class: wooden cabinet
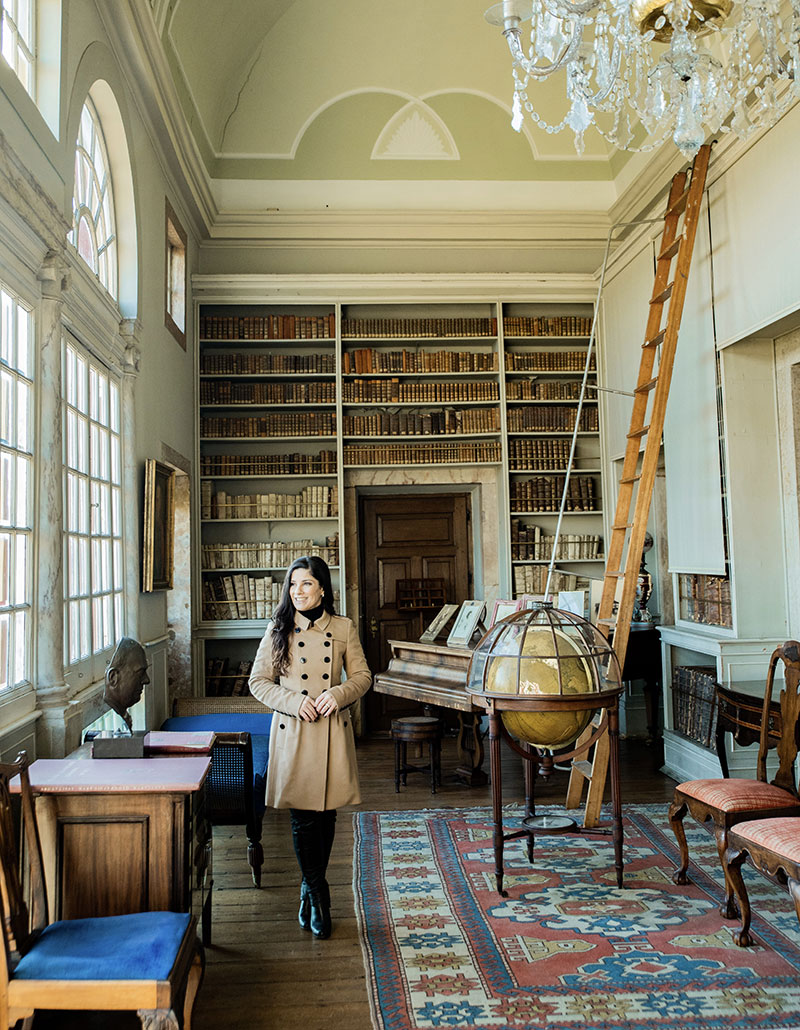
[23,757,212,941]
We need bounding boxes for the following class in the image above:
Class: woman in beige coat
[249,555,371,939]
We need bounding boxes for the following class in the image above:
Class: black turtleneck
[302,603,326,626]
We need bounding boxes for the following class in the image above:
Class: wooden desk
[16,757,212,942]
[373,639,487,785]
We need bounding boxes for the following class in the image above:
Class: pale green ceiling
[162,0,623,184]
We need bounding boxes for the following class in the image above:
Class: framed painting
[446,600,486,648]
[142,459,175,591]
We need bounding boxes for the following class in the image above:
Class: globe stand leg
[489,708,508,897]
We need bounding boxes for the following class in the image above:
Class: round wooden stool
[391,716,443,795]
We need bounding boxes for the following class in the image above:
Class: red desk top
[11,756,211,793]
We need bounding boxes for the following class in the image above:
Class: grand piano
[373,639,488,785]
[373,623,663,787]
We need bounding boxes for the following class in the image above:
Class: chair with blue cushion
[0,751,204,1030]
[163,697,272,887]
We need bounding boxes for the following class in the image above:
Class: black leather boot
[298,880,311,931]
[309,881,331,940]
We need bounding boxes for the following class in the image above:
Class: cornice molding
[0,129,70,253]
[191,271,599,304]
[95,0,217,239]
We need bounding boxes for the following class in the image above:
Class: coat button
[323,656,331,663]
[294,627,301,633]
[326,632,332,638]
[324,641,331,648]
[298,641,305,647]
[279,723,285,729]
[322,673,329,680]
[301,689,308,695]
[301,673,308,680]
[300,657,307,664]
[343,719,348,727]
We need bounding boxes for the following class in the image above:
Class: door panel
[360,493,471,732]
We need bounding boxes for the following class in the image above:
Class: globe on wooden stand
[467,602,624,895]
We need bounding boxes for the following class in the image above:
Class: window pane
[15,454,28,527]
[16,306,30,379]
[0,451,11,525]
[13,533,26,605]
[1,369,12,444]
[13,609,25,685]
[72,101,118,297]
[0,614,9,690]
[1,291,12,365]
[0,532,9,606]
[16,378,29,452]
[110,381,119,433]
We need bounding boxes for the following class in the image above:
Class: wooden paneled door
[359,493,471,732]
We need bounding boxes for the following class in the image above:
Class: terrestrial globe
[467,602,621,750]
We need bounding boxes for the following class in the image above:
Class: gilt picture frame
[142,459,175,592]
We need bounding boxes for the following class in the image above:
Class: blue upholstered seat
[15,911,192,981]
[161,713,272,814]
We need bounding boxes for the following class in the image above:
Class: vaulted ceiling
[145,0,683,273]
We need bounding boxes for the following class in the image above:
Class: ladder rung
[597,617,617,626]
[628,425,649,440]
[619,474,641,484]
[659,235,683,262]
[612,523,633,531]
[667,187,690,217]
[651,283,674,305]
[644,329,666,349]
[635,377,658,394]
[571,759,593,778]
[604,570,624,578]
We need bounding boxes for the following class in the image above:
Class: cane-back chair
[668,640,800,917]
[0,752,204,1030]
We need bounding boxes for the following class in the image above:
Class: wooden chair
[724,816,800,946]
[0,751,204,1030]
[668,640,800,917]
[165,696,272,887]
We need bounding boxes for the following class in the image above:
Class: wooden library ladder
[566,142,713,827]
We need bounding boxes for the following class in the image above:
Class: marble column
[34,253,75,758]
[119,320,141,642]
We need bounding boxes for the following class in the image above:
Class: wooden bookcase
[193,295,605,696]
[500,302,604,600]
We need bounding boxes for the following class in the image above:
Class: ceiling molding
[95,0,218,239]
[191,271,600,304]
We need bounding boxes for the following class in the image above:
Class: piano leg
[455,711,489,787]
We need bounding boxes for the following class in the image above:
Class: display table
[13,756,212,942]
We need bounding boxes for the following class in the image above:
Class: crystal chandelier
[485,0,800,157]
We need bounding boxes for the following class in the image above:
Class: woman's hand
[313,691,339,718]
[298,695,319,722]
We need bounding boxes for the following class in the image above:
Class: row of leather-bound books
[341,317,497,338]
[507,407,599,433]
[510,519,602,560]
[200,353,335,374]
[342,440,502,466]
[505,351,594,371]
[200,451,337,477]
[503,315,592,337]
[341,408,499,437]
[343,348,497,374]
[342,379,499,403]
[201,537,339,571]
[510,476,598,512]
[203,576,341,622]
[200,313,336,340]
[506,379,585,400]
[200,413,336,438]
[512,566,588,595]
[508,437,572,469]
[200,381,337,405]
[203,485,338,521]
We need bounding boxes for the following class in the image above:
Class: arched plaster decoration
[371,101,459,161]
[66,45,139,319]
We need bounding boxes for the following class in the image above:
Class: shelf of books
[501,302,604,602]
[340,302,502,468]
[197,303,343,695]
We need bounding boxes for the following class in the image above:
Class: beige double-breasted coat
[248,611,372,811]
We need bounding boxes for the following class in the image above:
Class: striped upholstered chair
[668,641,800,918]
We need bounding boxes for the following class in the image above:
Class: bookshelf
[501,303,604,601]
[197,305,343,694]
[193,295,605,695]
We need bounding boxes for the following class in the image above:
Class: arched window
[70,98,117,298]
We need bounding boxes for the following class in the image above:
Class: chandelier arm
[577,40,624,106]
[505,23,584,78]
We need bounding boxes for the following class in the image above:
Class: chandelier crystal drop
[486,0,800,156]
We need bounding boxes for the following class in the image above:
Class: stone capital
[37,251,70,300]
[120,318,143,375]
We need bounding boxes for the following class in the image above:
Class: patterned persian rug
[353,804,800,1030]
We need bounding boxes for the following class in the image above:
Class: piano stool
[391,716,443,795]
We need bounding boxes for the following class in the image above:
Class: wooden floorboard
[34,734,677,1029]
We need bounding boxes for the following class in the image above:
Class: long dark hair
[270,556,335,676]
